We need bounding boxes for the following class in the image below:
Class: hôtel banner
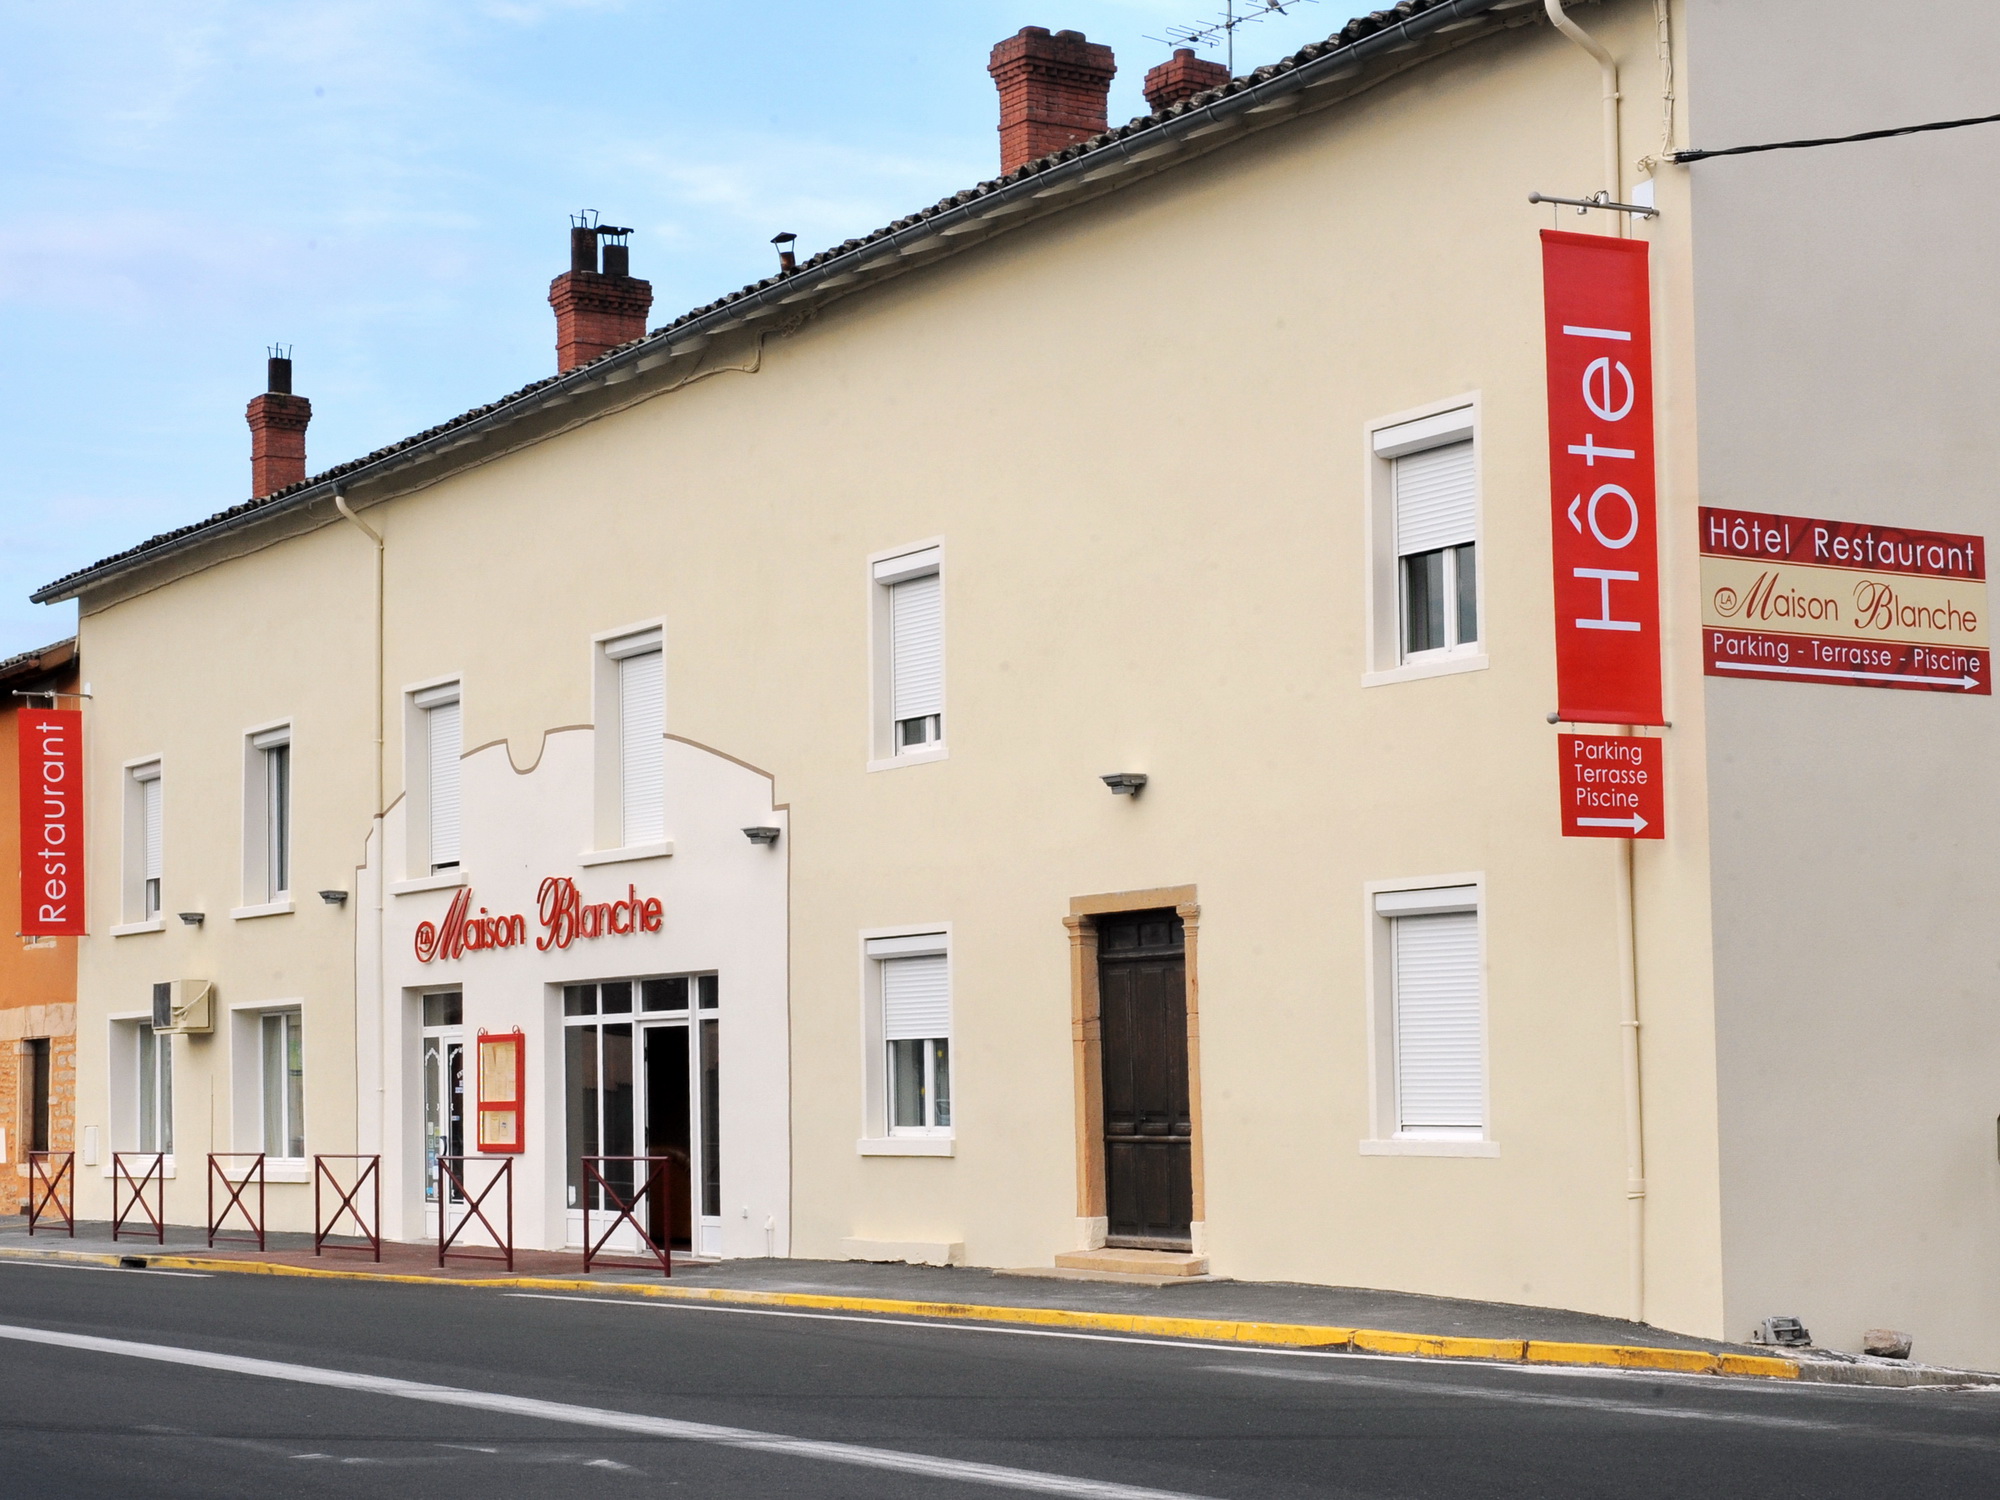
[1700,508,1990,694]
[19,708,84,936]
[1541,231,1665,726]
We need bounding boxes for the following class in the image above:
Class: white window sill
[391,870,466,896]
[264,1160,310,1183]
[230,899,295,921]
[857,1136,955,1157]
[1363,651,1488,688]
[867,745,949,774]
[109,918,165,937]
[101,1157,177,1180]
[578,841,674,867]
[1359,1137,1499,1158]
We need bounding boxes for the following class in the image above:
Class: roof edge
[33,0,1526,606]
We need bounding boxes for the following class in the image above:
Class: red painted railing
[437,1156,513,1271]
[581,1155,675,1277]
[206,1153,266,1251]
[111,1153,167,1244]
[313,1155,382,1261]
[27,1151,73,1237]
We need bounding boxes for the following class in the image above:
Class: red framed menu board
[476,1029,525,1152]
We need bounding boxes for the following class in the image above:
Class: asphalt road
[1,1259,1997,1498]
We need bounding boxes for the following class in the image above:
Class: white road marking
[0,1258,211,1278]
[1204,1364,2000,1453]
[0,1321,1212,1500]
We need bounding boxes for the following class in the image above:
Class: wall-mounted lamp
[742,826,781,845]
[319,890,349,905]
[1100,773,1148,797]
[178,912,205,927]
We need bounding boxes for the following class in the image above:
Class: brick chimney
[246,353,311,498]
[1144,48,1229,112]
[988,27,1116,176]
[548,221,653,373]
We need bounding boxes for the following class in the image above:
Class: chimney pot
[549,221,653,373]
[1143,46,1230,112]
[246,354,311,498]
[988,26,1116,176]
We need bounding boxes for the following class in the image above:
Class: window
[136,1022,173,1154]
[244,725,292,903]
[260,1011,304,1160]
[599,628,664,848]
[1395,441,1477,656]
[410,683,462,874]
[1374,886,1484,1140]
[126,761,162,920]
[866,933,951,1136]
[24,1038,50,1154]
[870,546,944,764]
[1367,406,1482,679]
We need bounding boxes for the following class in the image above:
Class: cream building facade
[35,0,2000,1367]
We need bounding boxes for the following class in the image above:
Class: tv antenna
[1146,0,1319,75]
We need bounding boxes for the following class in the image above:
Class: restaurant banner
[1700,507,1989,693]
[19,708,84,936]
[1542,231,1665,725]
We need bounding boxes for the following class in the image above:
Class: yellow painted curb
[0,1245,1798,1379]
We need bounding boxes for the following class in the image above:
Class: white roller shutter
[619,649,665,845]
[889,572,942,722]
[427,699,462,868]
[142,776,162,883]
[1394,440,1476,557]
[1392,910,1483,1130]
[882,953,950,1042]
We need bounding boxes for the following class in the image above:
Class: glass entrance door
[420,991,465,1237]
[564,975,720,1255]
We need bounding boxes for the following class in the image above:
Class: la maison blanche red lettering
[414,878,663,963]
[19,709,84,937]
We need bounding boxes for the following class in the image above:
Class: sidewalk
[4,1215,1988,1387]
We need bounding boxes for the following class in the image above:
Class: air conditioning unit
[151,980,214,1035]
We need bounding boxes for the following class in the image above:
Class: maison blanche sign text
[414,878,664,963]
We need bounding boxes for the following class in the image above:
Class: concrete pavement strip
[10,1240,1985,1388]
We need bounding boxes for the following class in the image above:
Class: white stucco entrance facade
[362,727,790,1258]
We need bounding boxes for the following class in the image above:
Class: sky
[0,1,1372,659]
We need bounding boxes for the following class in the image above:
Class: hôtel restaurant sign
[1701,508,1989,694]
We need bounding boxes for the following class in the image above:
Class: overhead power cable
[1673,109,2000,163]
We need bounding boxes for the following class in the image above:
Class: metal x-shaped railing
[313,1155,382,1261]
[111,1153,167,1244]
[27,1151,73,1237]
[437,1156,514,1271]
[581,1155,676,1277]
[207,1153,267,1250]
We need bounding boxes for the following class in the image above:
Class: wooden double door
[1097,908,1193,1249]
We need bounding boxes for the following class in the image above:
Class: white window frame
[403,678,463,879]
[237,721,295,915]
[229,1000,307,1175]
[108,1013,175,1170]
[590,621,672,861]
[1360,875,1496,1157]
[868,540,947,771]
[857,925,954,1155]
[119,757,164,928]
[1363,398,1488,686]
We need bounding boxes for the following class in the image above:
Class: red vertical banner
[1542,231,1665,725]
[19,708,84,936]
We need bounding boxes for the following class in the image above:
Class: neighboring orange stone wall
[0,652,80,1210]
